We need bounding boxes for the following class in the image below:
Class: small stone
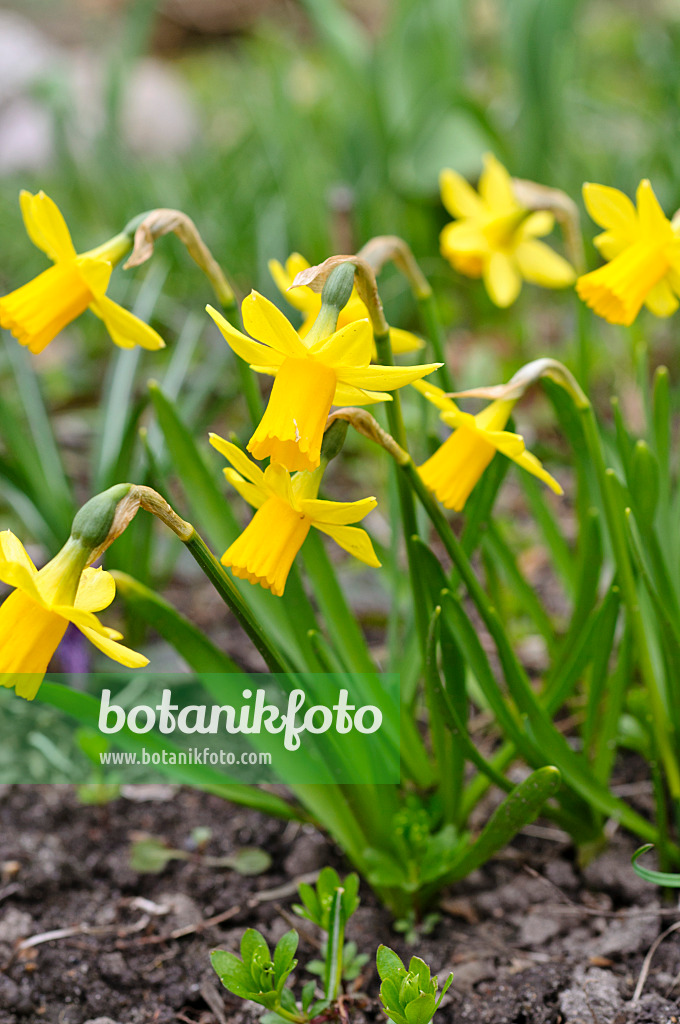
[0,908,33,943]
[283,831,329,876]
[451,959,495,992]
[512,909,563,947]
[559,966,622,1023]
[157,891,202,930]
[98,952,131,986]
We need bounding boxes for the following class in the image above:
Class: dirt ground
[0,785,678,1024]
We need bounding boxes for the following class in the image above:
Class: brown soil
[0,786,678,1024]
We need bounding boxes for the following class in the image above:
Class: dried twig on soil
[632,919,680,1003]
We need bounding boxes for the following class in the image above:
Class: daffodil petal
[440,221,489,254]
[224,469,267,509]
[483,252,522,307]
[53,604,115,637]
[636,179,669,236]
[485,430,527,459]
[593,230,628,261]
[0,559,44,605]
[242,291,308,357]
[206,304,282,366]
[389,327,425,353]
[19,190,76,263]
[90,292,165,350]
[332,383,392,406]
[510,448,563,494]
[514,240,576,288]
[308,319,373,367]
[268,256,314,314]
[300,496,377,525]
[75,566,116,613]
[518,211,554,239]
[313,522,381,567]
[582,182,637,237]
[644,278,679,318]
[209,434,267,486]
[411,378,457,414]
[439,168,484,219]
[79,625,149,667]
[0,530,37,576]
[338,362,441,391]
[479,153,517,212]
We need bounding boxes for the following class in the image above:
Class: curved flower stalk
[439,153,575,307]
[269,252,424,356]
[576,179,680,325]
[0,191,165,354]
[206,286,440,472]
[0,531,147,701]
[413,378,563,511]
[209,435,380,596]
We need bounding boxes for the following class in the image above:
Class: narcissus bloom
[0,530,147,700]
[269,252,424,356]
[576,180,680,325]
[414,380,563,511]
[207,292,440,472]
[0,191,165,354]
[210,435,380,596]
[440,154,575,307]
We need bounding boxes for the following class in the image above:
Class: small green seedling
[377,945,453,1024]
[130,833,271,875]
[294,867,360,1000]
[212,928,330,1023]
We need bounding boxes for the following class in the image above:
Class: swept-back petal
[79,625,149,667]
[89,292,165,350]
[269,255,315,314]
[300,495,377,525]
[209,434,266,487]
[0,558,44,605]
[514,240,576,288]
[440,221,488,254]
[75,567,116,613]
[583,182,637,237]
[19,190,76,263]
[337,361,441,391]
[501,444,563,494]
[636,179,669,237]
[206,304,282,366]
[518,210,554,239]
[224,469,267,510]
[411,378,457,414]
[308,319,373,367]
[389,327,424,353]
[313,522,381,567]
[53,603,118,638]
[0,530,37,576]
[332,382,392,405]
[483,252,522,307]
[242,291,308,357]
[479,154,517,212]
[439,168,484,219]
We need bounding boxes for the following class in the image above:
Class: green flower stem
[220,299,264,427]
[184,528,289,674]
[578,403,680,802]
[416,290,454,393]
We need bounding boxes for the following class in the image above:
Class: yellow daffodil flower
[576,179,680,325]
[207,292,440,473]
[0,191,165,354]
[0,530,148,700]
[439,153,575,307]
[413,379,563,511]
[269,252,424,356]
[210,435,380,596]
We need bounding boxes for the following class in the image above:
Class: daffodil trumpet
[209,434,381,597]
[0,484,151,699]
[439,153,576,307]
[413,378,563,512]
[576,179,680,325]
[0,191,165,354]
[207,263,441,473]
